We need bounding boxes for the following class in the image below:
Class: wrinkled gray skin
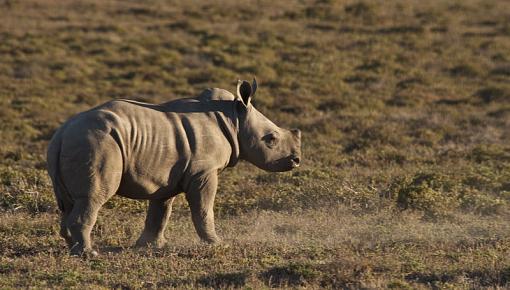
[47,80,301,256]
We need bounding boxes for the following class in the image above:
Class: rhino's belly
[116,160,187,200]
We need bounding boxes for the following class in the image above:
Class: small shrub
[197,271,248,288]
[387,279,413,289]
[448,64,480,77]
[469,145,510,163]
[490,65,510,76]
[344,2,376,21]
[261,262,320,287]
[475,87,508,103]
[395,172,459,219]
[386,94,424,107]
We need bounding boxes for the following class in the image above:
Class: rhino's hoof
[204,236,221,245]
[85,250,99,258]
[71,250,99,258]
[70,246,99,258]
[135,237,167,249]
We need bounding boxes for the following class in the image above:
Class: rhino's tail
[47,127,73,214]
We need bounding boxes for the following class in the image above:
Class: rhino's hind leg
[67,199,102,257]
[59,207,73,249]
[186,172,220,244]
[60,132,123,256]
[135,197,175,248]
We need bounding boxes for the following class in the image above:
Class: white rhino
[47,79,301,256]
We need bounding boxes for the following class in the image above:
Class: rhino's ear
[251,77,257,96]
[237,79,253,106]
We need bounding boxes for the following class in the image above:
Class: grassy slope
[0,0,509,288]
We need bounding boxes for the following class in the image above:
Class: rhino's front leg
[185,171,220,244]
[135,197,175,248]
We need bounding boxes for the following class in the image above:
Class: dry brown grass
[1,207,509,288]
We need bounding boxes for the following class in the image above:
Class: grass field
[0,0,509,288]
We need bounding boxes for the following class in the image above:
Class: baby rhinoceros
[47,79,302,256]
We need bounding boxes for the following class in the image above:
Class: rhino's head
[236,79,301,172]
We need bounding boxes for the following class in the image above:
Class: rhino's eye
[263,133,279,148]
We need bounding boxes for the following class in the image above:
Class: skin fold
[46,80,302,256]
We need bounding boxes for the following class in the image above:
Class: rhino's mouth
[264,155,300,172]
[290,156,300,168]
